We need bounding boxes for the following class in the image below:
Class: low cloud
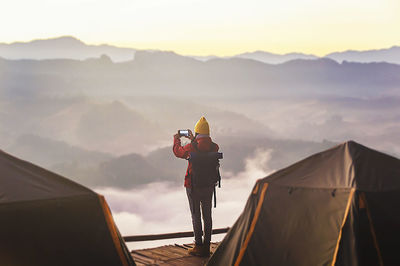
[96,148,274,250]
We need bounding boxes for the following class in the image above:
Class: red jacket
[173,136,219,188]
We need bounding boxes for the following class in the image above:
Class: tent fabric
[334,197,358,266]
[364,191,400,265]
[99,195,133,266]
[235,183,269,266]
[265,140,400,190]
[0,149,135,266]
[207,141,400,266]
[0,149,92,203]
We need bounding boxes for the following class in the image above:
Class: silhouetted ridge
[236,50,318,64]
[15,36,85,48]
[282,58,339,67]
[133,50,201,65]
[326,45,400,64]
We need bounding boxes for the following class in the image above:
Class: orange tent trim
[234,183,269,266]
[98,195,129,266]
[331,188,355,266]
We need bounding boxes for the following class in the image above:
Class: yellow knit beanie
[194,116,210,135]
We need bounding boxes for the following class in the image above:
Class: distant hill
[1,51,399,99]
[54,137,338,189]
[325,46,400,64]
[8,134,112,168]
[0,36,136,62]
[97,153,172,186]
[1,37,318,64]
[189,52,318,64]
[76,101,165,154]
[1,36,399,64]
[234,51,318,64]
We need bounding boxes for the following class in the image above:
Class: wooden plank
[131,250,156,259]
[182,243,193,249]
[132,257,151,266]
[158,256,209,266]
[131,243,219,265]
[166,245,192,256]
[130,250,157,264]
[148,248,179,261]
[138,249,171,261]
[131,254,157,265]
[157,246,190,259]
[124,227,229,242]
[133,262,146,266]
[174,244,189,250]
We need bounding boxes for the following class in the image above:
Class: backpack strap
[191,140,199,152]
[214,186,217,208]
[211,142,217,152]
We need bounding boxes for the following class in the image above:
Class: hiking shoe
[188,244,209,257]
[202,243,210,257]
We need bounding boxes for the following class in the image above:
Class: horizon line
[1,35,399,58]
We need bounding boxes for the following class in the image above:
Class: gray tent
[208,141,400,266]
[0,149,135,266]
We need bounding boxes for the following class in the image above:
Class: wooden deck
[131,243,219,265]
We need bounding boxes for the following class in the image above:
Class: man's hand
[184,129,194,141]
[174,132,180,140]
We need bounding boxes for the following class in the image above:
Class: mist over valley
[1,37,400,247]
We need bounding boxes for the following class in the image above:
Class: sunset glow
[1,0,399,56]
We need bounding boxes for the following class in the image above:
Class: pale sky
[1,0,399,56]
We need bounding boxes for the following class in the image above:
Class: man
[173,116,219,257]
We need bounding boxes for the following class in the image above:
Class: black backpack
[189,141,223,207]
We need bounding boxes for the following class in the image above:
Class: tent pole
[331,188,355,266]
[98,195,131,266]
[234,183,269,266]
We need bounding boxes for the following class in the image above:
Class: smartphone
[179,130,189,137]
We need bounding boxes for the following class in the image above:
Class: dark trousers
[186,186,214,245]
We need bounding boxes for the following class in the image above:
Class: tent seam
[98,195,130,266]
[234,183,269,266]
[264,183,354,190]
[331,188,355,266]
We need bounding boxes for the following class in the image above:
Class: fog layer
[1,51,399,247]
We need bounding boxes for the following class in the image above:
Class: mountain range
[1,36,399,65]
[0,36,136,62]
[6,132,337,189]
[1,50,399,100]
[1,36,400,190]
